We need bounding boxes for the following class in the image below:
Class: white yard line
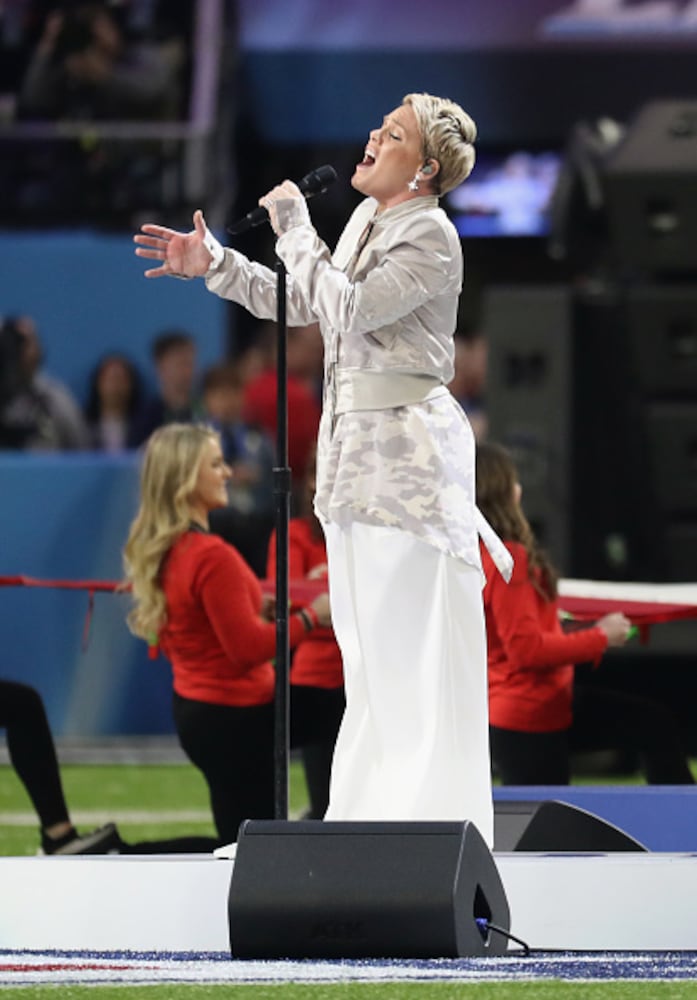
[0,810,212,826]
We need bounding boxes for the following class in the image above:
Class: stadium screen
[444,150,562,239]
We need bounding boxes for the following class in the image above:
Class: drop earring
[407,174,420,192]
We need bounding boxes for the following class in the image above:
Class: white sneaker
[213,841,237,860]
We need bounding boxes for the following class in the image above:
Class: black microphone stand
[272,256,291,820]
[227,167,337,821]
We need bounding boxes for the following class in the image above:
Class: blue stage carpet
[2,950,697,987]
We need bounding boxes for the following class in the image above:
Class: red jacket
[243,369,320,476]
[160,531,307,707]
[267,519,344,689]
[481,540,608,733]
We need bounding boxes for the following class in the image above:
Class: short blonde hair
[403,92,477,196]
[123,423,218,639]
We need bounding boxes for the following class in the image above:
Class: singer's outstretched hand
[134,209,212,279]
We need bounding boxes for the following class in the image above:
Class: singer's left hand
[134,209,212,278]
[259,180,303,236]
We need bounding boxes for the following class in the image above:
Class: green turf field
[0,758,312,855]
[1,756,695,856]
[10,981,697,999]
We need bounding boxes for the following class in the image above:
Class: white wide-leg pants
[322,518,494,847]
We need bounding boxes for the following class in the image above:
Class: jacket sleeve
[275,200,459,337]
[193,542,305,671]
[205,248,318,327]
[486,544,608,672]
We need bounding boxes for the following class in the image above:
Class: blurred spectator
[0,0,35,106]
[203,361,276,576]
[243,322,323,481]
[18,2,184,121]
[84,351,145,451]
[7,1,191,226]
[131,329,202,445]
[202,362,275,519]
[0,313,89,449]
[448,331,488,441]
[234,339,267,387]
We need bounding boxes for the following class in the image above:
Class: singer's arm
[204,182,316,323]
[134,209,317,326]
[205,253,317,327]
[263,186,460,337]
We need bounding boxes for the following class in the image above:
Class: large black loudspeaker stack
[228,820,511,959]
[604,100,697,279]
[486,101,697,582]
[484,287,574,572]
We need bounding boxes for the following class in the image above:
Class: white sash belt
[334,369,444,415]
[329,367,514,583]
[475,508,514,582]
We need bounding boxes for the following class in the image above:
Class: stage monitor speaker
[228,819,511,959]
[604,100,697,277]
[494,800,648,853]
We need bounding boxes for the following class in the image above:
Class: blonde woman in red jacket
[124,423,331,845]
[476,442,694,786]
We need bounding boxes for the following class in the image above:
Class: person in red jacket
[266,449,344,818]
[476,441,694,785]
[242,321,322,483]
[124,423,331,845]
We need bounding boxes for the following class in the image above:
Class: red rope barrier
[0,576,127,651]
[2,575,696,652]
[0,575,124,592]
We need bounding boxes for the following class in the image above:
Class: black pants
[173,693,275,846]
[172,684,346,842]
[572,683,694,784]
[491,683,694,786]
[0,679,70,829]
[290,684,345,819]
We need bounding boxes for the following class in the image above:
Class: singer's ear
[421,159,439,178]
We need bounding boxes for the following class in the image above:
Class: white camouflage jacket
[206,193,512,579]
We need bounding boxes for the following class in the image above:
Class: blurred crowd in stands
[1,0,191,103]
[0,0,233,226]
[0,307,488,573]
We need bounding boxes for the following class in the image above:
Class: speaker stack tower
[486,101,697,583]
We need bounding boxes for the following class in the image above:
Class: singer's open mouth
[357,149,376,170]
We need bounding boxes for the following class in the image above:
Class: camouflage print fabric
[207,193,508,575]
[316,387,481,569]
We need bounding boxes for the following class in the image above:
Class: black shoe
[41,822,122,855]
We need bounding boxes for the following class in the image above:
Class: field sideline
[4,955,697,996]
[0,756,320,854]
[4,750,693,855]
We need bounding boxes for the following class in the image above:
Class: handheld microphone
[227,165,338,236]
